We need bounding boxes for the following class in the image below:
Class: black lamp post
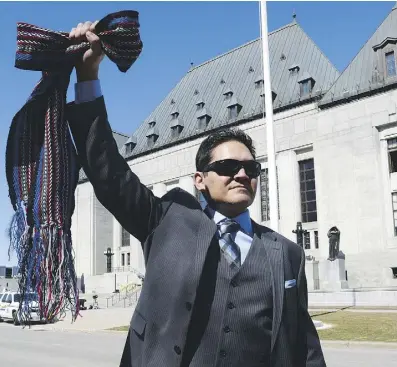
[104,247,114,273]
[292,222,308,249]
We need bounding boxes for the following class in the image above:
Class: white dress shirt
[206,206,254,265]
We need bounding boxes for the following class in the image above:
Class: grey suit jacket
[67,97,326,367]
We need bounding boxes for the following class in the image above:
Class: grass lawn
[109,325,129,332]
[310,311,397,342]
[108,311,397,343]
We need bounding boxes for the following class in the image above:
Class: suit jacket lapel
[189,210,217,295]
[253,223,285,352]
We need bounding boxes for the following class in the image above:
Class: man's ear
[194,171,206,191]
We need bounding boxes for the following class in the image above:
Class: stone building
[72,5,397,289]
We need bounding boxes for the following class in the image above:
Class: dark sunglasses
[203,159,261,179]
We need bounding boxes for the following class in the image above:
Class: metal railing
[111,266,145,279]
[105,284,142,308]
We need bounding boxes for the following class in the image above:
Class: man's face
[195,140,258,217]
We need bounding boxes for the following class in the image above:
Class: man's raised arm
[67,21,163,244]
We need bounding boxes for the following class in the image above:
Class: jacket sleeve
[297,248,327,367]
[67,96,163,244]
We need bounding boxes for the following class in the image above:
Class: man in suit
[68,22,326,367]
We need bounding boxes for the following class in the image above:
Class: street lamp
[104,247,114,273]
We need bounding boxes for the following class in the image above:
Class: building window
[171,125,183,138]
[392,193,397,236]
[386,51,397,78]
[260,168,280,222]
[388,138,397,173]
[197,115,210,130]
[304,232,311,249]
[121,228,130,247]
[301,80,311,96]
[299,159,317,223]
[147,134,158,148]
[224,91,233,100]
[121,253,125,266]
[127,253,131,266]
[227,105,241,120]
[314,230,319,249]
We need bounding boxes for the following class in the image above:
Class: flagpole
[259,1,279,232]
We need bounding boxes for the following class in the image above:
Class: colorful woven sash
[5,11,143,325]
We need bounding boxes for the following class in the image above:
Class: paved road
[0,322,126,367]
[322,342,397,367]
[0,322,396,366]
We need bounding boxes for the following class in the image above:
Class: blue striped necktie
[218,219,241,268]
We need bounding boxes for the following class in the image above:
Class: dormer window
[196,107,212,131]
[146,122,159,148]
[386,51,397,77]
[289,64,300,74]
[255,78,264,89]
[228,106,240,119]
[196,100,205,110]
[223,88,233,100]
[124,136,137,155]
[197,116,210,130]
[298,72,315,97]
[260,90,278,102]
[170,108,183,138]
[171,125,183,138]
[372,38,397,81]
[227,96,242,120]
[147,132,158,148]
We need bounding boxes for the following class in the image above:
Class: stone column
[249,180,262,223]
[179,176,196,196]
[153,182,167,198]
[112,218,122,269]
[379,139,394,241]
[277,151,301,240]
[130,235,144,273]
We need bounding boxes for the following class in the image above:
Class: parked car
[0,291,43,325]
[0,291,7,322]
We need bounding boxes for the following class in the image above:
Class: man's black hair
[195,128,256,171]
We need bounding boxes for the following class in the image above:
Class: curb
[321,340,397,349]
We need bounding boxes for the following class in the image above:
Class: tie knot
[218,220,241,235]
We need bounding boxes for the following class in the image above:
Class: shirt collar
[205,206,253,236]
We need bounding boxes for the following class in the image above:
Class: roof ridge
[112,130,129,138]
[188,21,297,73]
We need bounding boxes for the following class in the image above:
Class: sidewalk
[32,307,135,332]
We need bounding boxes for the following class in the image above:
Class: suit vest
[182,233,274,367]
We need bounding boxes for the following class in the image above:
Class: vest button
[174,345,181,355]
[223,326,231,333]
[227,302,235,309]
[185,302,192,311]
[231,280,238,287]
[220,350,227,357]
